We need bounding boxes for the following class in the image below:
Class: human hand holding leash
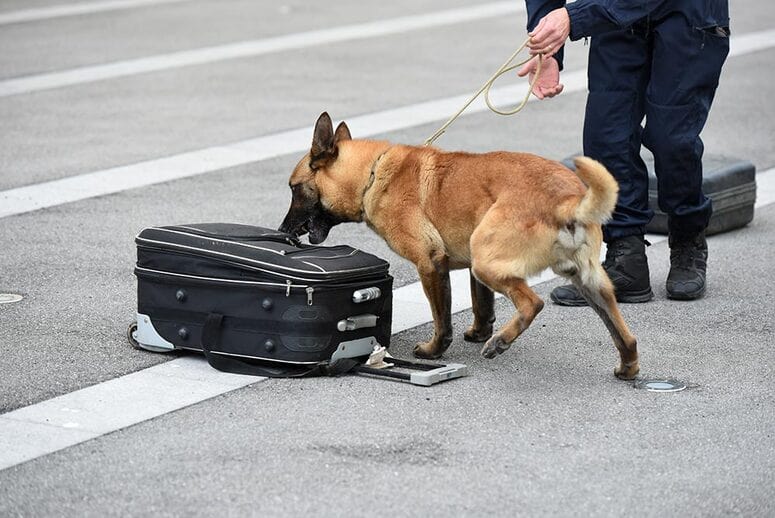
[517,55,562,100]
[527,7,571,57]
[517,6,570,100]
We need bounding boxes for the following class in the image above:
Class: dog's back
[378,146,617,278]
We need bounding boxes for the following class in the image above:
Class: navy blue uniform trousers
[525,1,730,241]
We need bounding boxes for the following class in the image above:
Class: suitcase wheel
[127,322,141,349]
[126,321,174,353]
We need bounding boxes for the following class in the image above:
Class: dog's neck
[319,140,393,223]
[358,143,396,223]
[361,146,391,205]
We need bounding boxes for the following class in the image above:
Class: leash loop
[424,37,543,147]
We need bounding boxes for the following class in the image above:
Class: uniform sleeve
[565,0,664,40]
[525,0,566,70]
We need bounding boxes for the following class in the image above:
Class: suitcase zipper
[286,282,314,305]
[136,238,387,281]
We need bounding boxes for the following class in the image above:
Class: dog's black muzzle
[279,205,340,244]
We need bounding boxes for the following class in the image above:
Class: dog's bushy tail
[572,156,619,224]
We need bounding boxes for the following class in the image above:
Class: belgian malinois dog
[279,112,639,379]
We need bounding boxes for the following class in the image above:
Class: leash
[424,37,543,147]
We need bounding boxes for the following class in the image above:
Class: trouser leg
[642,14,729,238]
[583,23,652,242]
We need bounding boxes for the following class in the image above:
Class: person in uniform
[519,0,730,303]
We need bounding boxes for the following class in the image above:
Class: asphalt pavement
[1,0,774,516]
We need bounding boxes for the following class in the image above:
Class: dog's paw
[463,325,493,343]
[413,342,444,360]
[480,335,511,359]
[614,361,640,380]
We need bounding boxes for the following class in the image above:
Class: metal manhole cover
[0,293,23,304]
[634,378,687,392]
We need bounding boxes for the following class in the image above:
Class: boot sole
[666,285,706,301]
[617,288,655,303]
[550,287,654,307]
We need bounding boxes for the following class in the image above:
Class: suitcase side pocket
[200,313,358,378]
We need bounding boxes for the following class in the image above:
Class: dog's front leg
[414,254,453,360]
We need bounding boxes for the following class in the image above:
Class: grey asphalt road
[1,0,774,516]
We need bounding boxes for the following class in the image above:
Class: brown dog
[279,112,639,379]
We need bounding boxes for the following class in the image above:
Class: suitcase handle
[200,313,358,378]
[336,314,378,332]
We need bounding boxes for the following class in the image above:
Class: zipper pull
[286,280,292,297]
[306,287,314,306]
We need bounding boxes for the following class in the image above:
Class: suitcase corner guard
[129,313,176,353]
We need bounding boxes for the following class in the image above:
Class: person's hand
[517,55,563,100]
[527,7,570,57]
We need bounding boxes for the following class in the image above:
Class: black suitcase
[645,154,756,235]
[562,153,756,235]
[129,223,394,377]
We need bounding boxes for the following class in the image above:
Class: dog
[279,112,639,379]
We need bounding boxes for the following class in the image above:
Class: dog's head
[278,112,354,244]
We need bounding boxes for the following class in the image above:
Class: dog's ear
[311,112,336,168]
[334,121,351,143]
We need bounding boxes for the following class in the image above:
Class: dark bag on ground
[644,154,756,235]
[130,223,393,377]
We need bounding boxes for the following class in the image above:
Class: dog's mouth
[279,212,335,245]
[307,215,334,244]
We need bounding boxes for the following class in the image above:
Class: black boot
[666,232,708,300]
[550,235,654,306]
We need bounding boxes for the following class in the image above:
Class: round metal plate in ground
[634,378,687,393]
[0,293,23,304]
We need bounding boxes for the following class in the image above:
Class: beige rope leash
[424,37,543,147]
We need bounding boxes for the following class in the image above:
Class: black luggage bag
[129,223,393,377]
[644,154,756,235]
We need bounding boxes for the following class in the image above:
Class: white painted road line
[0,0,193,26]
[0,77,578,219]
[2,26,773,221]
[0,356,261,471]
[0,2,522,98]
[2,167,773,472]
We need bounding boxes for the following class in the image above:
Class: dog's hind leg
[473,265,544,359]
[571,263,639,379]
[463,270,495,343]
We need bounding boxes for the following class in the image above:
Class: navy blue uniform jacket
[525,0,730,69]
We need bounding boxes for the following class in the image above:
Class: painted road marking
[2,27,773,220]
[0,77,576,219]
[0,2,522,98]
[1,167,773,472]
[0,357,260,471]
[0,0,193,26]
